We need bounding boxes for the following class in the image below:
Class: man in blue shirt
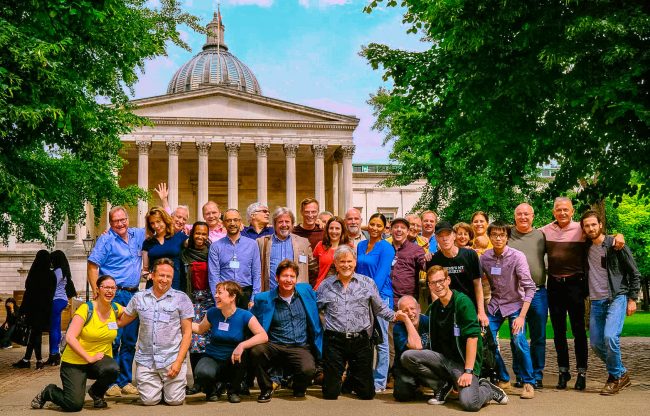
[87,206,146,397]
[242,202,274,240]
[208,209,261,309]
[250,260,323,402]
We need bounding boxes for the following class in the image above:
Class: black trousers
[392,365,420,402]
[250,342,316,394]
[195,356,245,395]
[24,323,44,361]
[322,332,374,400]
[42,356,119,412]
[548,275,589,371]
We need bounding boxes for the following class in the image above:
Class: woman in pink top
[312,216,351,289]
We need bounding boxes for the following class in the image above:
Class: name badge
[453,324,461,337]
[299,254,308,264]
[218,322,230,331]
[107,322,118,330]
[491,267,502,276]
[229,260,240,269]
[157,313,171,323]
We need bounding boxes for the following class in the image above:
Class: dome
[167,11,261,95]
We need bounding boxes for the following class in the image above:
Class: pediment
[130,86,358,124]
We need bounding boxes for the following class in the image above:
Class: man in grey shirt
[119,258,194,406]
[317,245,395,400]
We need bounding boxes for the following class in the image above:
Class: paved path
[0,338,648,415]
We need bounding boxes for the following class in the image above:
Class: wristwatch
[464,368,474,374]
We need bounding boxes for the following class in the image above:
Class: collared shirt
[208,235,262,299]
[269,293,308,345]
[88,228,146,287]
[125,288,194,369]
[269,234,294,290]
[389,239,426,305]
[480,246,536,317]
[317,273,395,333]
[540,220,586,277]
[349,232,367,249]
[509,228,547,286]
[208,225,227,243]
[242,225,274,240]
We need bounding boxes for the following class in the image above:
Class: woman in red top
[313,216,351,289]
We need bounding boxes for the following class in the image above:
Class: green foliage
[0,0,201,246]
[362,0,649,222]
[607,193,650,278]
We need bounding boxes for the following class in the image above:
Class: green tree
[0,0,201,245]
[362,0,649,222]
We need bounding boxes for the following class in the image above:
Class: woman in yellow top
[31,275,123,411]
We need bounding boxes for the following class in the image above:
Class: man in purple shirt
[389,218,427,308]
[480,220,537,399]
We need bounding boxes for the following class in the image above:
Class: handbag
[11,315,32,346]
[65,275,77,299]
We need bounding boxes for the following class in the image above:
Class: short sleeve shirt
[205,307,253,361]
[62,302,123,365]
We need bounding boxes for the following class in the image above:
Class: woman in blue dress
[142,206,188,290]
[356,213,395,392]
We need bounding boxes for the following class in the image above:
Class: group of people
[24,191,641,411]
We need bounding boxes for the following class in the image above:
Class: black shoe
[535,380,544,390]
[293,390,306,398]
[88,387,108,408]
[45,354,61,366]
[228,393,241,403]
[427,381,452,405]
[513,379,524,388]
[35,360,45,370]
[480,379,509,405]
[206,392,220,402]
[556,372,571,389]
[12,359,30,369]
[31,386,49,409]
[185,384,201,395]
[574,373,586,391]
[257,390,273,403]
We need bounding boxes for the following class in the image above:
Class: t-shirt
[205,307,253,361]
[428,290,482,375]
[427,248,481,308]
[587,244,609,300]
[62,302,123,365]
[292,224,324,251]
[142,231,189,290]
[393,314,430,369]
[509,228,547,287]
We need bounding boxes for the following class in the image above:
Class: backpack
[60,301,119,353]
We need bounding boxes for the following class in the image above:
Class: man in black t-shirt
[426,222,487,326]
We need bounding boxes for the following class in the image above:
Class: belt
[550,275,583,283]
[325,330,368,340]
[117,286,139,293]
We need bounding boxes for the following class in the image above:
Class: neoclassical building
[119,11,359,227]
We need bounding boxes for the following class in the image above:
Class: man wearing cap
[389,217,427,309]
[427,222,487,324]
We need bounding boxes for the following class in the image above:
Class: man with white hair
[154,182,190,234]
[344,208,368,248]
[242,202,274,240]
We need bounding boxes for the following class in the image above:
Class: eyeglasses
[99,286,117,292]
[255,209,269,214]
[110,218,128,225]
[427,279,447,287]
[490,233,508,240]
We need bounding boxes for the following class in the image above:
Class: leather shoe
[257,390,273,403]
[535,380,544,390]
[228,393,241,403]
[574,373,586,391]
[556,372,571,389]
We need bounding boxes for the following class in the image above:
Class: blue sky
[133,0,427,163]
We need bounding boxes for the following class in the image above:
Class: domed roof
[167,11,261,95]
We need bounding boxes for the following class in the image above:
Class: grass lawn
[497,311,650,339]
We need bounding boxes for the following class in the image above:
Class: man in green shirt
[400,266,508,410]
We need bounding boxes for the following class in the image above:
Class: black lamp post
[82,231,95,301]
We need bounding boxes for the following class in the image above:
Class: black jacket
[585,235,641,301]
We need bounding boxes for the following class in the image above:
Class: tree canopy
[362,0,649,222]
[0,0,201,245]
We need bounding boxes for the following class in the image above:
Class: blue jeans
[489,309,535,384]
[512,287,548,382]
[373,297,390,389]
[590,295,627,378]
[49,298,69,355]
[112,289,139,387]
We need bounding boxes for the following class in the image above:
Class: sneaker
[12,359,30,369]
[105,384,122,397]
[556,371,571,389]
[375,387,386,394]
[574,372,586,391]
[257,390,273,403]
[427,381,452,405]
[88,387,108,408]
[31,386,49,409]
[121,383,139,395]
[520,383,535,399]
[228,393,241,403]
[480,379,509,404]
[600,374,618,395]
[497,380,512,391]
[1,345,13,349]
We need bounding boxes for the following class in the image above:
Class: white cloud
[225,0,274,7]
[299,0,350,8]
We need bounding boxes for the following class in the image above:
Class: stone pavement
[0,338,648,415]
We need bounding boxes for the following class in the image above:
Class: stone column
[312,144,327,209]
[166,140,181,210]
[284,144,299,214]
[225,142,240,210]
[255,144,270,203]
[332,153,340,216]
[341,145,355,214]
[196,141,211,220]
[136,139,151,228]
